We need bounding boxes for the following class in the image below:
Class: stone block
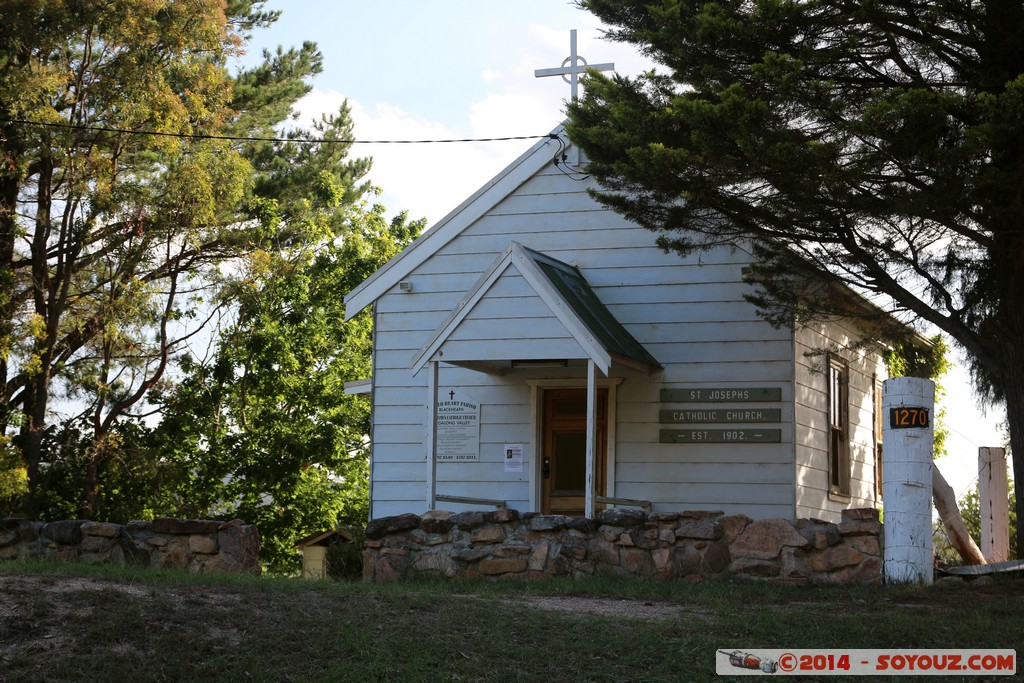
[80,535,113,553]
[81,521,121,538]
[0,520,40,545]
[189,535,219,555]
[470,525,506,544]
[479,558,527,575]
[413,551,458,576]
[676,515,723,541]
[365,513,421,539]
[780,548,806,581]
[729,557,781,578]
[652,546,672,570]
[529,515,571,532]
[795,518,841,547]
[409,529,450,546]
[718,514,752,542]
[845,535,881,556]
[559,538,587,560]
[565,517,599,533]
[837,518,882,537]
[731,519,809,560]
[488,508,520,524]
[546,554,571,576]
[528,541,550,572]
[217,523,260,573]
[492,543,533,558]
[374,556,400,582]
[41,520,86,546]
[452,511,487,530]
[648,511,679,523]
[805,544,863,573]
[451,544,491,562]
[160,546,190,570]
[362,549,376,581]
[622,548,654,576]
[587,538,620,565]
[700,541,731,575]
[597,508,647,527]
[673,544,702,576]
[419,510,455,534]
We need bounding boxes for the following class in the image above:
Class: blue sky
[238,1,653,224]
[238,2,1007,500]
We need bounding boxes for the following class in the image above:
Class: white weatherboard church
[343,35,902,525]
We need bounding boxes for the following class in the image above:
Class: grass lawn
[1,561,1020,682]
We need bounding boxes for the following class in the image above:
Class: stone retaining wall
[0,518,261,574]
[363,508,882,584]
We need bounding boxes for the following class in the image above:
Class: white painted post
[882,377,935,584]
[979,447,1010,563]
[425,361,439,511]
[584,359,596,519]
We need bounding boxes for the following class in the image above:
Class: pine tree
[568,0,1024,554]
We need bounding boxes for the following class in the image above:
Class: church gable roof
[411,242,660,375]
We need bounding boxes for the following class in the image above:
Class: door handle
[542,457,550,478]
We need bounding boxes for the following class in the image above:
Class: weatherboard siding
[793,321,884,522]
[362,141,886,523]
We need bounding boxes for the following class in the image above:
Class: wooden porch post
[584,359,596,519]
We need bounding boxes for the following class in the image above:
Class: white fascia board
[343,128,566,321]
[509,244,612,375]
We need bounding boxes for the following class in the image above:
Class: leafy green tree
[568,0,1024,555]
[0,1,341,519]
[153,179,422,571]
[0,0,274,515]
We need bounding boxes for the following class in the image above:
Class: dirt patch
[516,594,689,620]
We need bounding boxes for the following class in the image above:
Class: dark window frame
[827,353,851,496]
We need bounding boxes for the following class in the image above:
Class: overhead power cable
[0,117,555,145]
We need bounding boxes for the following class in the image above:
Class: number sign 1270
[889,406,930,429]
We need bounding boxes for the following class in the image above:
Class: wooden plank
[435,494,506,509]
[595,495,651,512]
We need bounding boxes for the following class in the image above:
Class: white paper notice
[503,444,523,472]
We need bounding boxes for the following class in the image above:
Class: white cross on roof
[534,29,615,101]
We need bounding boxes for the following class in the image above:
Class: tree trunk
[932,464,986,565]
[1004,373,1024,560]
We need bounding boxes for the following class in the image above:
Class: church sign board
[660,408,781,424]
[659,429,782,444]
[436,390,480,462]
[661,387,782,403]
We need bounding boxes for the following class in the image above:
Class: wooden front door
[541,388,608,516]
